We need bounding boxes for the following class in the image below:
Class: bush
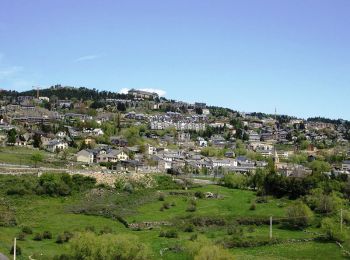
[249,203,256,211]
[33,233,43,241]
[43,231,52,239]
[227,223,243,236]
[22,226,33,234]
[255,196,268,204]
[99,226,113,235]
[56,234,66,244]
[321,218,347,242]
[85,226,95,232]
[163,202,171,209]
[17,232,26,241]
[56,231,73,244]
[184,225,194,233]
[69,232,152,260]
[189,234,198,241]
[10,245,21,255]
[158,193,165,201]
[221,173,247,189]
[159,230,178,238]
[123,182,134,193]
[186,204,197,212]
[194,191,205,199]
[155,175,181,190]
[189,198,197,206]
[285,201,313,229]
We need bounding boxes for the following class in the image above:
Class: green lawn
[0,146,65,167]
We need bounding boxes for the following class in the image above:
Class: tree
[33,133,42,148]
[321,218,346,242]
[7,128,17,144]
[285,201,313,229]
[31,153,44,168]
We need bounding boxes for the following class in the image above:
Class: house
[225,151,235,158]
[110,149,129,161]
[197,137,208,147]
[84,137,95,146]
[248,131,261,142]
[58,100,72,109]
[14,137,27,146]
[96,149,129,163]
[342,160,350,172]
[110,137,128,147]
[56,131,67,138]
[76,150,94,164]
[45,139,68,152]
[128,89,159,100]
[147,144,157,155]
[210,135,227,147]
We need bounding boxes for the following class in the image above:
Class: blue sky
[0,0,349,119]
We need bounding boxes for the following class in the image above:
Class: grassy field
[0,178,349,259]
[0,146,65,167]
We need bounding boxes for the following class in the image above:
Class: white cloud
[74,54,100,62]
[118,88,166,97]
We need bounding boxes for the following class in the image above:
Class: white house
[45,139,68,152]
[197,137,208,147]
[76,150,94,164]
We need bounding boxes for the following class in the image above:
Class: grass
[0,178,348,259]
[0,146,65,168]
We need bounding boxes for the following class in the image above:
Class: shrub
[189,234,198,241]
[285,201,313,229]
[69,232,152,260]
[171,201,176,207]
[159,230,178,238]
[189,198,197,206]
[249,203,256,211]
[184,225,194,233]
[22,226,33,234]
[255,196,268,204]
[194,191,205,199]
[17,232,26,241]
[33,233,43,241]
[227,223,243,236]
[163,202,171,209]
[186,204,197,212]
[56,234,66,244]
[10,245,21,255]
[158,193,165,201]
[99,226,113,235]
[6,187,28,196]
[321,218,347,242]
[123,182,134,193]
[56,231,73,244]
[43,231,52,239]
[221,173,247,189]
[155,175,181,190]
[85,226,95,232]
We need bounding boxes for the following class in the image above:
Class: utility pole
[340,209,343,233]
[13,237,16,260]
[269,216,273,239]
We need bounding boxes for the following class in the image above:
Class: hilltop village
[0,85,349,179]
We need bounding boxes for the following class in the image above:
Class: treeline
[1,85,129,101]
[307,117,350,126]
